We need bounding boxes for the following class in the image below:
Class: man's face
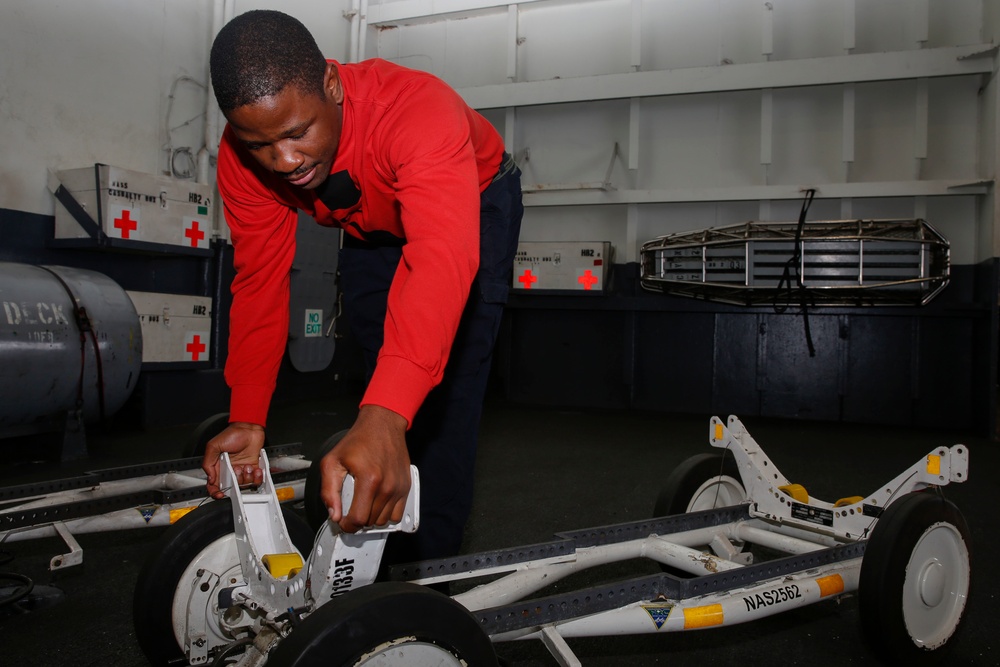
[226,64,343,190]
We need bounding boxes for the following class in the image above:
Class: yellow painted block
[714,423,724,441]
[262,553,304,579]
[779,483,809,503]
[834,496,864,507]
[276,486,295,502]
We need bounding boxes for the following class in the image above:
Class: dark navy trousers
[338,161,523,564]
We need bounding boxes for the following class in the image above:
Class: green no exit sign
[304,309,322,337]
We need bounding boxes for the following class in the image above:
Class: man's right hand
[202,422,267,499]
[319,405,410,533]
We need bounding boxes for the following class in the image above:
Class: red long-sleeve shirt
[217,59,505,427]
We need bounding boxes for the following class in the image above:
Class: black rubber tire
[304,429,350,531]
[267,582,498,667]
[132,498,315,667]
[184,412,231,458]
[184,412,271,458]
[858,492,971,665]
[653,452,747,576]
[654,452,744,517]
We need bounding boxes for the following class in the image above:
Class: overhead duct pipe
[198,0,233,185]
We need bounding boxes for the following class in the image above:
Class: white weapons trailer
[132,415,971,666]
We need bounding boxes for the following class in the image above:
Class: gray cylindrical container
[0,262,142,429]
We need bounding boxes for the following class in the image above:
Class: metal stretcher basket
[640,218,950,306]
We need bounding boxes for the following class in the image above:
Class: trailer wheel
[184,412,273,458]
[132,499,315,667]
[184,412,231,458]
[655,453,746,516]
[267,582,498,667]
[653,453,748,575]
[304,429,350,531]
[859,492,971,665]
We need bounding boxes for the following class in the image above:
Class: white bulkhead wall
[368,0,1000,265]
[0,0,351,223]
[1,1,220,216]
[2,0,998,263]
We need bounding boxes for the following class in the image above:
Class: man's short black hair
[210,9,327,113]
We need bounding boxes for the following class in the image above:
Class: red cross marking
[186,334,206,361]
[113,210,137,239]
[578,270,599,290]
[185,220,205,247]
[518,269,538,289]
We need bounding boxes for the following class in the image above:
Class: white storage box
[512,242,612,294]
[127,291,213,365]
[51,164,215,255]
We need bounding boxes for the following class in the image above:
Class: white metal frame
[186,415,969,666]
[0,449,310,571]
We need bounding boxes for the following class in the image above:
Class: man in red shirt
[202,9,523,563]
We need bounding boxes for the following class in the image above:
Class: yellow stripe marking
[276,486,295,502]
[816,574,844,597]
[683,603,724,629]
[714,423,724,441]
[926,454,941,476]
[169,506,196,524]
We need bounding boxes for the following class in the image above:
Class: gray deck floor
[0,395,996,666]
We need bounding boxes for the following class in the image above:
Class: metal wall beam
[459,44,995,110]
[366,0,548,24]
[522,179,989,207]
